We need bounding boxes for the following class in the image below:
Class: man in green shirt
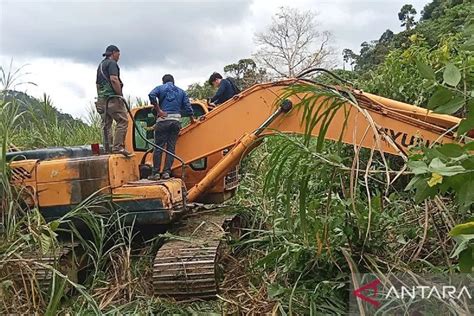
[95,45,130,156]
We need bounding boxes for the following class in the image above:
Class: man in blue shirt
[208,72,239,106]
[148,74,194,180]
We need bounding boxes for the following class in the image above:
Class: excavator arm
[160,79,462,202]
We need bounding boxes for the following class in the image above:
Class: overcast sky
[0,0,429,120]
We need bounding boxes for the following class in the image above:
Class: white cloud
[1,0,430,120]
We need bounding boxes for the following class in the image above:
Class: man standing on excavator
[208,72,240,106]
[148,74,194,180]
[95,45,130,156]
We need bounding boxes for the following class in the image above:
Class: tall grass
[10,95,102,149]
[0,66,97,314]
[231,82,468,314]
[0,92,181,313]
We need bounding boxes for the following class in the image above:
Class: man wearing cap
[95,45,130,156]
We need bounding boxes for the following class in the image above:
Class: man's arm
[148,86,161,106]
[181,91,194,117]
[107,61,122,96]
[210,80,227,104]
[110,75,122,96]
[148,86,167,117]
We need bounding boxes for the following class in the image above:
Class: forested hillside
[2,90,84,127]
[0,90,101,149]
[342,0,472,112]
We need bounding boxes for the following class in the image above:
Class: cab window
[133,104,206,151]
[133,108,155,151]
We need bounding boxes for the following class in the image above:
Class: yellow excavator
[6,70,466,299]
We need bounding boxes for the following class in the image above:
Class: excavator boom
[143,79,460,201]
[163,80,458,167]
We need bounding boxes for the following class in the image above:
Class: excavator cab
[128,100,241,204]
[132,100,209,151]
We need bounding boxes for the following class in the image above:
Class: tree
[186,82,215,100]
[342,49,357,71]
[359,41,372,56]
[353,37,393,72]
[421,0,444,20]
[398,4,417,31]
[223,58,267,89]
[379,29,394,44]
[315,69,359,85]
[254,7,334,78]
[420,0,463,21]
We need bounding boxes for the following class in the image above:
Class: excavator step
[152,211,240,300]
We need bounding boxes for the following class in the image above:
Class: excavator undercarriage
[153,209,240,299]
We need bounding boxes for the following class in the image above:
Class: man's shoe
[112,148,132,157]
[161,172,171,180]
[148,174,161,181]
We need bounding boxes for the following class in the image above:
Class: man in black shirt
[208,72,239,106]
[95,45,130,156]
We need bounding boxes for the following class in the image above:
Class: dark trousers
[153,120,181,174]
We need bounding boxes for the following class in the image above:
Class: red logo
[353,279,382,308]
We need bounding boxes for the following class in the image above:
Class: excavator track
[153,210,239,300]
[9,243,78,292]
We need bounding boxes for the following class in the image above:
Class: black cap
[102,45,120,57]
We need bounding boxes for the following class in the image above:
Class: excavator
[5,70,466,299]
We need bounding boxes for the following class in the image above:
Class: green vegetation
[343,0,471,73]
[1,88,101,150]
[1,0,473,314]
[231,0,474,313]
[12,94,101,149]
